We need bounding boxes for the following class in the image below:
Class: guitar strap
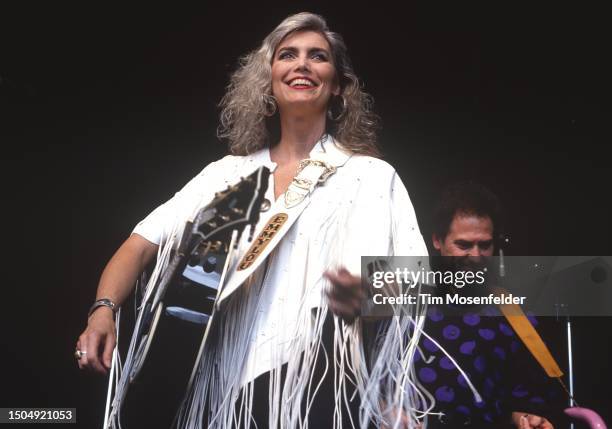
[494,287,564,378]
[217,137,351,304]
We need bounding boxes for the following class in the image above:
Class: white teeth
[289,78,315,87]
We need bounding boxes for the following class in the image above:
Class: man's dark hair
[432,181,503,240]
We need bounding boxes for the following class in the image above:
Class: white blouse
[133,138,428,383]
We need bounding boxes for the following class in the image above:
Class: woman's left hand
[324,267,365,324]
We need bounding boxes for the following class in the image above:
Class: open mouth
[287,77,318,89]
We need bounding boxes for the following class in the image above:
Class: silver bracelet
[88,298,117,318]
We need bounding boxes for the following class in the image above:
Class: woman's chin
[278,99,328,116]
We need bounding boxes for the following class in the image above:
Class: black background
[1,2,611,427]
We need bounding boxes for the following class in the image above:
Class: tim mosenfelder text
[371,293,526,306]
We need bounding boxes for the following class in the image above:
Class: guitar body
[121,308,206,427]
[122,255,224,426]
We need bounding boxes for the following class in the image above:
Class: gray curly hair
[217,12,381,157]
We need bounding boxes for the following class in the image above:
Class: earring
[327,94,347,121]
[263,94,277,117]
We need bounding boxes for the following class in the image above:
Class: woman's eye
[312,53,328,61]
[278,51,295,60]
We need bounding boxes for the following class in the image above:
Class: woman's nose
[294,55,310,71]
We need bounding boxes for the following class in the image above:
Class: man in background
[422,181,560,428]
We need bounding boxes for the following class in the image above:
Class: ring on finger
[74,349,87,360]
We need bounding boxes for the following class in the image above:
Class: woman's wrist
[88,298,118,318]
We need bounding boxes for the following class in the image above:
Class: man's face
[433,214,495,258]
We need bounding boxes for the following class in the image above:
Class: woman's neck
[271,113,326,165]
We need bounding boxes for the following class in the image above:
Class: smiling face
[271,30,339,116]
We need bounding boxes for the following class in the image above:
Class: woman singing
[77,12,428,428]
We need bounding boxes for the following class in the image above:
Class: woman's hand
[324,267,365,324]
[76,307,116,374]
[76,234,158,374]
